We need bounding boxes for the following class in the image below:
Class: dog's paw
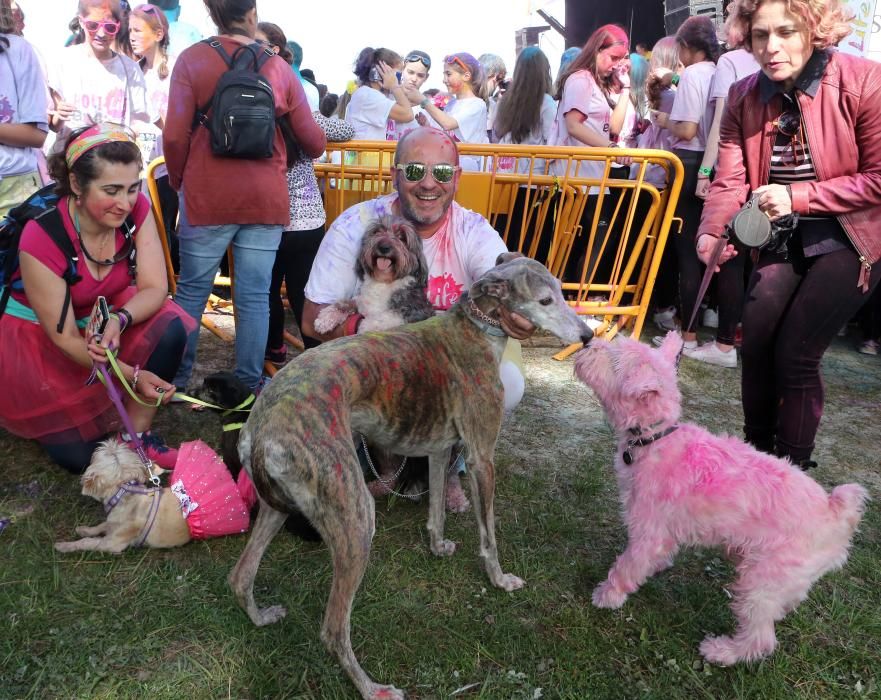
[314,306,348,334]
[368,684,406,700]
[699,635,742,666]
[592,581,628,609]
[254,605,287,627]
[495,572,526,592]
[54,541,74,553]
[431,539,457,557]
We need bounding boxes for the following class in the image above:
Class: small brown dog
[54,439,188,553]
[55,438,251,553]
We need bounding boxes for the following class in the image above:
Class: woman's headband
[66,123,136,168]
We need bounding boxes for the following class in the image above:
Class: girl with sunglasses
[697,0,881,470]
[409,52,489,172]
[0,123,195,474]
[49,0,157,148]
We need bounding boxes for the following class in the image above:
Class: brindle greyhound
[228,256,592,700]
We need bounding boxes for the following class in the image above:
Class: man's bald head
[394,127,460,168]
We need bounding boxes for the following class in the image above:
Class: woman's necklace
[70,200,116,268]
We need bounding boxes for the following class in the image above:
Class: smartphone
[85,295,110,340]
[395,71,402,83]
[369,66,381,83]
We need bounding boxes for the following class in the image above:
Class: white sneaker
[683,341,737,368]
[652,306,679,331]
[652,334,697,350]
[702,308,719,328]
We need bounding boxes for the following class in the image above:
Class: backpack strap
[34,207,81,333]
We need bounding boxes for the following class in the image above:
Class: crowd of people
[1,0,879,476]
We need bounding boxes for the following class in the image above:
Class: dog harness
[622,425,680,465]
[103,480,163,547]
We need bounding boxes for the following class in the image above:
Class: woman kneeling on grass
[0,123,194,474]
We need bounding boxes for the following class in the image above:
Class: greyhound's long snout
[581,327,593,346]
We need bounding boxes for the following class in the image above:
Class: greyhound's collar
[622,424,679,465]
[465,297,507,337]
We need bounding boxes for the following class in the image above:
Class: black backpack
[0,183,136,333]
[194,39,279,159]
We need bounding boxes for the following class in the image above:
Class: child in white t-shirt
[48,2,156,150]
[411,52,489,171]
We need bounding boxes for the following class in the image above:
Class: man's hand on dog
[498,308,536,340]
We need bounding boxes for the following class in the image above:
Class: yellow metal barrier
[316,141,684,358]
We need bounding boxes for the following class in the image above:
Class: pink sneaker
[122,430,179,469]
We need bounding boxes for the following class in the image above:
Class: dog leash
[95,360,162,487]
[677,233,730,364]
[359,434,463,501]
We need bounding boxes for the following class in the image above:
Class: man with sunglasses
[303,127,534,399]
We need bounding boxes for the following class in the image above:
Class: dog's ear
[478,274,511,302]
[81,470,103,499]
[495,251,523,266]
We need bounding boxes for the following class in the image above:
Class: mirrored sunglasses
[395,162,460,184]
[81,18,120,35]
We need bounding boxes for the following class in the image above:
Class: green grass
[1,336,880,699]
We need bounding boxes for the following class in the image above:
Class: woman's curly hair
[725,0,853,51]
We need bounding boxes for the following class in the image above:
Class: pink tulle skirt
[170,440,251,540]
[0,288,195,444]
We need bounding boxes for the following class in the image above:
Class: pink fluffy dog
[574,332,868,666]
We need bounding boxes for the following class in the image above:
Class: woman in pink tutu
[0,122,194,473]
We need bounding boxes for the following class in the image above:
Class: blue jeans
[173,197,282,390]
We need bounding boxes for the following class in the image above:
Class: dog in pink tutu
[574,332,868,665]
[55,439,255,553]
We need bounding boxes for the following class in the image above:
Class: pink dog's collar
[623,425,679,465]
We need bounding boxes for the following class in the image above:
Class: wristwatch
[419,97,431,109]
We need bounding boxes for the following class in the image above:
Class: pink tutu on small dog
[169,440,250,539]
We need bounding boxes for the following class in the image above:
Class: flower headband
[66,122,136,168]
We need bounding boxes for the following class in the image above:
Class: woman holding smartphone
[346,46,415,141]
[0,123,194,474]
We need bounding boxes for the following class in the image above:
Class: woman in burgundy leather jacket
[696,0,881,469]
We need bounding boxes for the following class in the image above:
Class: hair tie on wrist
[117,308,133,333]
[132,364,141,390]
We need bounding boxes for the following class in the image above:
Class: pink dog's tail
[829,483,869,532]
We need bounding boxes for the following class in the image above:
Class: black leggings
[40,317,189,474]
[671,149,705,331]
[267,225,325,352]
[740,243,881,461]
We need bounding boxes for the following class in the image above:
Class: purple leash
[97,363,162,486]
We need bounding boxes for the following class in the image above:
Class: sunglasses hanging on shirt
[772,100,805,166]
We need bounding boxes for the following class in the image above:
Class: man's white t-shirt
[48,43,154,148]
[346,85,397,141]
[305,192,507,311]
[445,96,489,171]
[668,60,716,152]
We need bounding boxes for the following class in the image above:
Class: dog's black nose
[377,244,392,256]
[581,327,594,346]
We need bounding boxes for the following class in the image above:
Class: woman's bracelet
[698,166,713,177]
[117,308,133,333]
[420,97,431,109]
[131,364,141,390]
[344,313,364,336]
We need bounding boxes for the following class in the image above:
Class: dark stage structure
[564,0,666,48]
